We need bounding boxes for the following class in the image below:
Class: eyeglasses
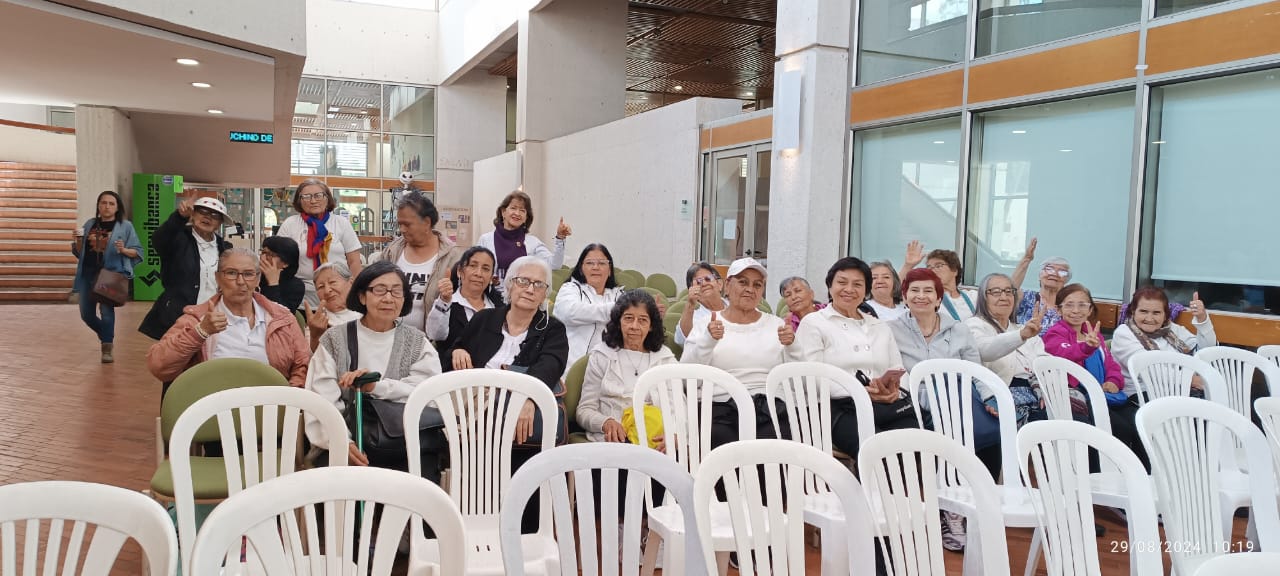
[692,276,717,286]
[219,269,259,281]
[366,285,404,297]
[985,288,1016,297]
[583,259,610,268]
[298,193,327,202]
[1042,266,1070,277]
[927,262,951,271]
[511,277,549,291]
[1061,302,1092,311]
[194,207,220,218]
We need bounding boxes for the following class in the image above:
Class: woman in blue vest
[72,190,143,363]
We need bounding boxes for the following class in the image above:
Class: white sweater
[576,344,678,442]
[552,280,623,374]
[964,316,1047,385]
[681,310,800,399]
[795,306,904,398]
[476,230,566,274]
[1111,318,1217,396]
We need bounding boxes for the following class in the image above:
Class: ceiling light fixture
[933,140,945,144]
[207,109,223,114]
[1058,149,1073,152]
[328,106,339,112]
[326,113,335,119]
[1012,130,1027,134]
[673,85,684,91]
[1152,140,1166,145]
[191,82,211,88]
[745,91,754,97]
[176,58,199,66]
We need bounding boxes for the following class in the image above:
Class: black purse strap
[346,320,359,372]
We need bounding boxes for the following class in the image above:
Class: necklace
[919,315,940,339]
[619,349,650,376]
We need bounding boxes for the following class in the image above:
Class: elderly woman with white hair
[303,261,363,351]
[778,276,825,331]
[1009,238,1070,335]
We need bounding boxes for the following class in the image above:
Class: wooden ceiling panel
[709,48,775,72]
[627,38,726,64]
[627,11,674,38]
[630,77,732,97]
[625,58,688,77]
[656,17,771,48]
[668,64,761,84]
[698,0,777,22]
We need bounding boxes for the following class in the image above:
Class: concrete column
[515,0,626,145]
[74,105,140,223]
[435,71,509,211]
[766,0,852,296]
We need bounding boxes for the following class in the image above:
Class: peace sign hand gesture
[1020,300,1045,340]
[1079,321,1102,349]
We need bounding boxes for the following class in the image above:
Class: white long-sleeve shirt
[681,310,800,399]
[424,294,494,342]
[964,316,1047,385]
[552,280,623,373]
[576,344,677,442]
[303,322,443,449]
[476,230,566,277]
[794,306,904,398]
[1111,318,1217,396]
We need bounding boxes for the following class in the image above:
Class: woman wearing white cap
[681,257,799,448]
[139,196,232,340]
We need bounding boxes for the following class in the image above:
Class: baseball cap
[192,197,229,221]
[726,257,767,280]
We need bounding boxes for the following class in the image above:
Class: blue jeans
[79,292,115,343]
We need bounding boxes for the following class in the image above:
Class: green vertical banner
[132,173,183,301]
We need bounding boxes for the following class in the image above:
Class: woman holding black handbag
[72,190,143,363]
[304,261,445,481]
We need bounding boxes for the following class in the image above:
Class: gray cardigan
[890,313,985,406]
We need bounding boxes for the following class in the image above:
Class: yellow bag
[621,405,664,449]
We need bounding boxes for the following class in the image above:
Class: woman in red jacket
[147,248,311,395]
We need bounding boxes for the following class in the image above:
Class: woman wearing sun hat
[140,196,233,339]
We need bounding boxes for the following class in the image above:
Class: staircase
[0,161,78,302]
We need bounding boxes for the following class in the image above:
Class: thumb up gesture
[707,311,725,340]
[556,217,573,239]
[200,309,228,336]
[777,322,795,346]
[1188,291,1207,322]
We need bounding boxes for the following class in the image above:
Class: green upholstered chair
[776,298,790,318]
[757,300,772,314]
[564,355,591,444]
[616,270,646,291]
[664,330,684,361]
[645,273,679,298]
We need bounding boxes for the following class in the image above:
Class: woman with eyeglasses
[258,235,305,314]
[1043,284,1124,423]
[682,258,798,448]
[426,246,500,352]
[476,191,571,287]
[553,243,624,372]
[1008,238,1071,335]
[275,179,364,306]
[675,262,727,346]
[446,255,569,530]
[965,273,1050,427]
[140,197,232,340]
[303,261,446,478]
[147,249,311,395]
[374,192,463,337]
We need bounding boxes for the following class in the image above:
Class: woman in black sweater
[259,235,306,314]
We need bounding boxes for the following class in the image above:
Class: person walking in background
[72,190,143,363]
[139,196,231,340]
[276,178,364,306]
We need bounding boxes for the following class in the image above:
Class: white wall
[472,149,520,237]
[65,0,306,56]
[437,0,546,84]
[74,106,139,222]
[129,111,283,188]
[436,71,508,209]
[0,123,75,166]
[485,97,742,279]
[0,103,48,124]
[305,0,440,85]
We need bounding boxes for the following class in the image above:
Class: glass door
[701,144,771,265]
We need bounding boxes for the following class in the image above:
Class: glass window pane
[1155,0,1229,17]
[858,0,967,85]
[291,127,327,176]
[325,131,378,178]
[975,0,1140,57]
[384,85,435,135]
[852,117,963,265]
[1144,69,1280,315]
[326,79,383,131]
[968,91,1134,300]
[295,77,326,128]
[383,134,434,181]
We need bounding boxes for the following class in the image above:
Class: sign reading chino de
[229,131,274,144]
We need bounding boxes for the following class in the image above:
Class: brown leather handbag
[93,268,130,307]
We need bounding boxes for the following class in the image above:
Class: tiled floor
[0,301,1247,574]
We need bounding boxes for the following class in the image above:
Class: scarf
[492,225,527,279]
[303,212,332,271]
[940,289,975,321]
[1126,317,1192,354]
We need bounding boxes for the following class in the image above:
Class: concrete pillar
[515,0,626,145]
[435,71,509,212]
[765,0,852,296]
[74,105,140,223]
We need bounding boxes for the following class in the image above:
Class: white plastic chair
[1017,420,1163,575]
[858,428,1010,576]
[190,466,466,576]
[403,369,560,576]
[498,442,706,576]
[764,362,874,574]
[632,363,754,576]
[1197,346,1280,419]
[907,358,1040,576]
[1192,551,1280,575]
[1127,350,1229,406]
[1137,397,1280,575]
[693,439,877,575]
[168,386,349,575]
[0,480,177,576]
[1258,345,1280,370]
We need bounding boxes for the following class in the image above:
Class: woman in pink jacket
[147,248,311,396]
[1042,283,1124,424]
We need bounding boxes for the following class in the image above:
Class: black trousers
[830,396,921,461]
[708,394,792,449]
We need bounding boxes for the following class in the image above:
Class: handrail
[0,119,75,135]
